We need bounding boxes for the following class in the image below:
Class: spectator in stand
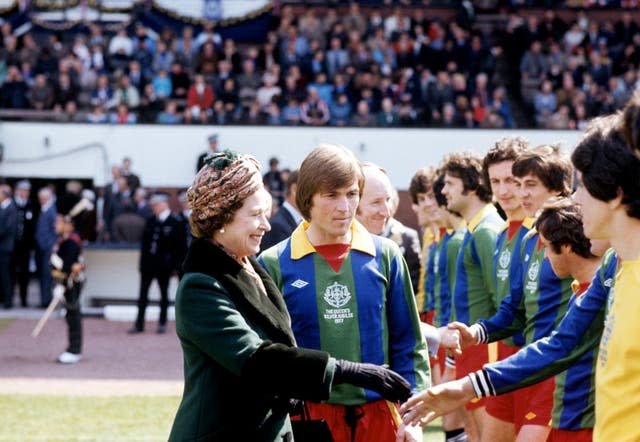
[196,42,218,81]
[186,73,214,124]
[169,62,190,100]
[520,40,548,83]
[239,101,265,125]
[109,75,140,110]
[534,80,557,127]
[127,60,147,95]
[153,40,174,74]
[53,72,79,112]
[281,97,302,125]
[236,59,262,109]
[300,86,329,126]
[350,99,376,127]
[138,83,163,124]
[326,36,350,79]
[256,72,281,111]
[108,28,133,58]
[151,68,172,99]
[86,104,108,123]
[109,103,137,124]
[156,100,182,124]
[28,73,54,110]
[90,74,113,110]
[329,93,352,126]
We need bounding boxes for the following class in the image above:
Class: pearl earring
[219,227,225,233]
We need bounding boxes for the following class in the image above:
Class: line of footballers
[399,92,640,442]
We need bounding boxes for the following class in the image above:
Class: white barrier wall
[0,122,583,189]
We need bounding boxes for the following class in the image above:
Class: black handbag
[290,402,334,442]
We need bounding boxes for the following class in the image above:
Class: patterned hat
[188,150,262,222]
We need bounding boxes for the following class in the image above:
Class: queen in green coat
[169,151,412,442]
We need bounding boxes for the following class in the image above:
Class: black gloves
[333,360,411,403]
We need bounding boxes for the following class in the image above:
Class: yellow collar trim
[290,219,376,260]
[468,204,498,232]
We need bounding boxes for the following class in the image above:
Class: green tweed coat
[168,239,334,442]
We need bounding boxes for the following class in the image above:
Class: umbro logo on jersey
[604,278,612,288]
[291,279,309,288]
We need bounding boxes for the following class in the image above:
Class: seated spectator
[487,87,514,128]
[151,69,172,99]
[62,101,85,123]
[153,40,174,74]
[53,72,79,112]
[308,72,333,106]
[138,84,163,123]
[0,66,29,109]
[29,73,54,110]
[329,93,351,126]
[211,100,231,125]
[90,74,113,109]
[86,104,108,123]
[397,93,418,126]
[186,74,214,124]
[281,97,302,125]
[546,103,571,129]
[300,86,329,126]
[256,72,281,110]
[169,62,190,99]
[236,59,261,109]
[108,29,133,58]
[350,100,376,127]
[109,103,137,124]
[239,100,265,125]
[127,60,147,94]
[326,36,350,78]
[264,101,281,125]
[520,40,548,82]
[534,80,557,126]
[157,100,183,124]
[376,97,399,126]
[196,41,218,80]
[108,75,140,109]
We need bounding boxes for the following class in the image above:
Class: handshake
[333,360,412,403]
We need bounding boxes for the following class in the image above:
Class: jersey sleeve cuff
[471,323,488,344]
[468,369,496,398]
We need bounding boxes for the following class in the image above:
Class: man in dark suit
[260,170,302,252]
[0,185,18,308]
[196,133,219,173]
[12,180,36,307]
[35,187,57,307]
[128,193,187,334]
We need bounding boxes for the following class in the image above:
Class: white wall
[0,122,583,189]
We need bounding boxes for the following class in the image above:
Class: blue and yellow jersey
[469,250,617,431]
[452,204,505,325]
[259,220,430,406]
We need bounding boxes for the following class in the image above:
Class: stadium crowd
[1,3,640,129]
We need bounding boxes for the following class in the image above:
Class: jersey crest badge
[324,282,351,308]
